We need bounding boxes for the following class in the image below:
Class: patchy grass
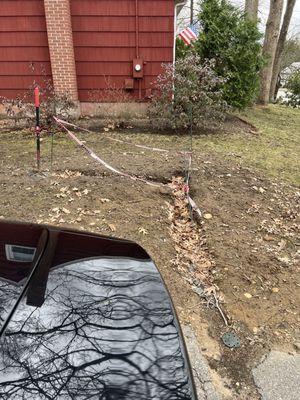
[191,105,300,186]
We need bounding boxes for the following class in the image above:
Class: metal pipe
[34,86,41,170]
[135,0,139,58]
[173,2,187,65]
[135,0,142,100]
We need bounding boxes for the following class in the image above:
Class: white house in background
[277,62,300,100]
[281,62,300,85]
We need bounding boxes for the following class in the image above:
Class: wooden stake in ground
[258,0,284,105]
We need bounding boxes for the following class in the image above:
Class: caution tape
[54,117,202,217]
[54,117,192,156]
[54,117,163,188]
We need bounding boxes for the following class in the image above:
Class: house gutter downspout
[135,0,139,59]
[173,1,187,66]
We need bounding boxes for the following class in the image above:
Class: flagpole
[190,0,194,25]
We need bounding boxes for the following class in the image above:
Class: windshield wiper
[26,230,59,307]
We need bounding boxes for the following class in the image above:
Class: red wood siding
[71,0,174,102]
[0,0,51,99]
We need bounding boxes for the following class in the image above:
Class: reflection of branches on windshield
[0,261,192,399]
[0,282,23,324]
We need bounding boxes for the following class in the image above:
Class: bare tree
[245,0,259,21]
[258,0,285,104]
[269,0,297,101]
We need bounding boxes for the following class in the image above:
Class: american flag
[178,24,199,46]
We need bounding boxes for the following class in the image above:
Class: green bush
[286,68,300,108]
[196,0,264,109]
[176,37,192,60]
[148,53,228,131]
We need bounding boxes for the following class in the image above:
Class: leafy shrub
[148,53,228,131]
[175,37,192,60]
[0,64,76,128]
[196,0,264,109]
[286,68,300,108]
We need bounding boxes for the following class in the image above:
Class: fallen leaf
[108,224,116,232]
[244,293,252,299]
[138,227,148,235]
[263,234,274,241]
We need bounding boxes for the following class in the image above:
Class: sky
[234,0,300,37]
[179,0,300,38]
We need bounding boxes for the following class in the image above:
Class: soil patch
[0,125,299,399]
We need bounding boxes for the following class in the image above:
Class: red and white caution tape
[54,117,191,156]
[54,117,162,187]
[54,117,202,217]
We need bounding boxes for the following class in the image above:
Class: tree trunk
[245,0,259,21]
[258,0,284,105]
[269,0,296,102]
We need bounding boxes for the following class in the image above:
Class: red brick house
[0,0,185,115]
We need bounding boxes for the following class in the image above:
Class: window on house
[5,245,36,263]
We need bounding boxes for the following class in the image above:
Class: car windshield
[0,256,194,399]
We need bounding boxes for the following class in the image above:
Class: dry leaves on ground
[167,177,214,291]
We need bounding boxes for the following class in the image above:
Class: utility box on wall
[70,0,175,102]
[133,59,144,79]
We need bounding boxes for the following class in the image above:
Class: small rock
[264,234,274,241]
[272,287,279,293]
[244,293,252,299]
[277,255,291,266]
[203,213,213,220]
[253,327,259,334]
